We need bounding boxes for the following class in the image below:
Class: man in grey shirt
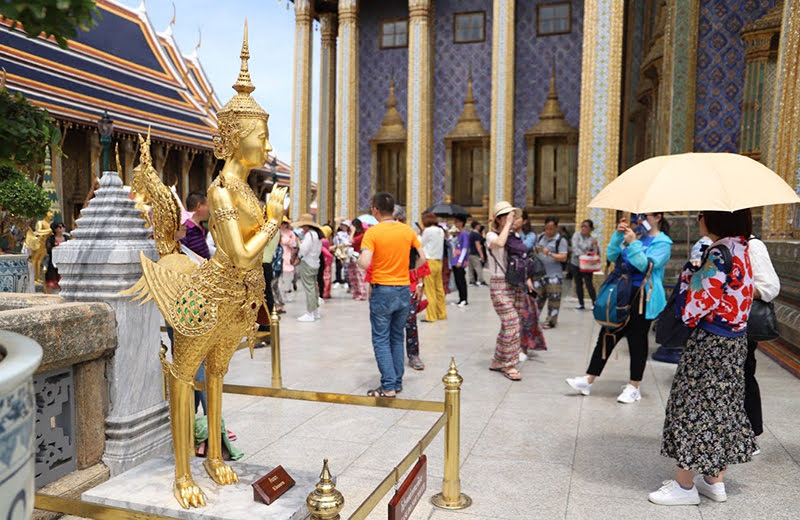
[535,216,568,328]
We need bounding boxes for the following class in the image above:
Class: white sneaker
[566,375,592,396]
[753,448,761,456]
[519,352,528,362]
[313,309,321,320]
[458,300,468,307]
[297,313,315,322]
[332,282,340,289]
[318,297,325,305]
[693,475,727,502]
[617,384,642,403]
[648,480,700,506]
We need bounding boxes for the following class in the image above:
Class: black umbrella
[423,203,471,218]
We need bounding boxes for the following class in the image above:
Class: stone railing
[0,293,116,495]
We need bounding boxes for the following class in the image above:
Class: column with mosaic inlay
[489,0,515,212]
[291,0,314,219]
[574,0,625,247]
[336,0,359,218]
[406,0,433,222]
[318,12,337,225]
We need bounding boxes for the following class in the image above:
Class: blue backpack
[593,260,654,357]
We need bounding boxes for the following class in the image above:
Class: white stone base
[83,455,316,520]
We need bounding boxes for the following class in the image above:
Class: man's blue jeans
[369,285,410,392]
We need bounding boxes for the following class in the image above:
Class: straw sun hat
[292,213,321,230]
[491,201,520,221]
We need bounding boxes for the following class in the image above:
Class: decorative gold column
[574,0,625,248]
[318,12,337,225]
[406,0,433,222]
[291,0,314,220]
[336,0,359,218]
[178,149,196,201]
[489,0,515,212]
[666,0,699,154]
[765,0,800,238]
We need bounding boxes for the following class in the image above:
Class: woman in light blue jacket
[567,213,673,403]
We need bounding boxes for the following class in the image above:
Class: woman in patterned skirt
[486,201,522,381]
[650,209,756,506]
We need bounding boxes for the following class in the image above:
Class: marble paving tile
[566,493,703,520]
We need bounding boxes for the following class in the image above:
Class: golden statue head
[213,21,272,166]
[45,210,54,221]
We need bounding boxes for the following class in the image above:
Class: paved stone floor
[219,280,800,520]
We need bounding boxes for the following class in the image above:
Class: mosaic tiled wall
[694,0,775,152]
[358,0,409,211]
[513,0,584,207]
[431,0,494,205]
[358,0,584,210]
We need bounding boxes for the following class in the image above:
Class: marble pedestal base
[83,456,317,520]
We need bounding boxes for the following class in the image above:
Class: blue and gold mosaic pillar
[574,0,625,248]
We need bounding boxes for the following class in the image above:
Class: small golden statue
[24,210,54,283]
[122,22,286,508]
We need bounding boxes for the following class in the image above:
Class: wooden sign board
[388,455,427,520]
[252,465,296,505]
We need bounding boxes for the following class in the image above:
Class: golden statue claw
[174,478,207,509]
[204,458,239,486]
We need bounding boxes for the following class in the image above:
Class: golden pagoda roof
[742,1,783,35]
[526,63,577,137]
[371,78,406,143]
[445,71,489,140]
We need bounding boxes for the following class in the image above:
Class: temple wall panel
[432,0,493,205]
[693,0,775,152]
[358,0,409,211]
[513,0,584,207]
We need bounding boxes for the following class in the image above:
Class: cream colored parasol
[588,152,800,213]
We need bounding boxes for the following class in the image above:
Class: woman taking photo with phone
[566,213,672,403]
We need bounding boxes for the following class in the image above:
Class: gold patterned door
[452,141,483,207]
[376,143,406,202]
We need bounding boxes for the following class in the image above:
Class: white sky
[122,0,321,178]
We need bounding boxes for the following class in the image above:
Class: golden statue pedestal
[82,456,318,520]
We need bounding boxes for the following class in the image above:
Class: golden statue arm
[209,187,281,267]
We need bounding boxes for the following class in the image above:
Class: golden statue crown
[214,20,268,159]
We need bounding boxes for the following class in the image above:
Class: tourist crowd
[172,185,772,509]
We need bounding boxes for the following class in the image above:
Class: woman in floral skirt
[649,209,756,506]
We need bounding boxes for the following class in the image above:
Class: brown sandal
[500,368,522,381]
[367,387,396,398]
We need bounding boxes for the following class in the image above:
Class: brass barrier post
[306,459,344,520]
[270,308,283,388]
[432,358,472,509]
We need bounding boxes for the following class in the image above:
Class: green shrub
[0,165,49,219]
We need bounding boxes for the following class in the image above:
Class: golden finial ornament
[442,357,463,389]
[306,459,345,520]
[121,21,285,509]
[115,142,122,174]
[213,20,269,160]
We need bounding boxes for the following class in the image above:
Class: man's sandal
[367,387,396,398]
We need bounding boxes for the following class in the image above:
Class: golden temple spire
[371,76,406,141]
[446,66,488,139]
[234,19,255,95]
[526,56,576,137]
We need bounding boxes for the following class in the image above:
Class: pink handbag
[579,254,602,273]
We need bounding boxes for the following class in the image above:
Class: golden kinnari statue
[122,22,287,509]
[25,210,54,283]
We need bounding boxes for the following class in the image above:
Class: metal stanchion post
[306,459,344,520]
[432,358,472,509]
[270,307,283,388]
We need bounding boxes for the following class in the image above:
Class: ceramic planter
[0,330,43,520]
[0,254,34,293]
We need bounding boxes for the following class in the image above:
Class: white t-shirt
[299,231,321,269]
[486,231,507,279]
[421,226,445,260]
[748,237,780,302]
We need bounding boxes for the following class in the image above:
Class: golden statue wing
[120,252,193,327]
[131,131,181,257]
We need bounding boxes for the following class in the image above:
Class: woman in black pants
[570,219,599,310]
[566,213,673,403]
[746,236,780,439]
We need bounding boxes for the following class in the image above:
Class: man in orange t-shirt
[358,192,425,397]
